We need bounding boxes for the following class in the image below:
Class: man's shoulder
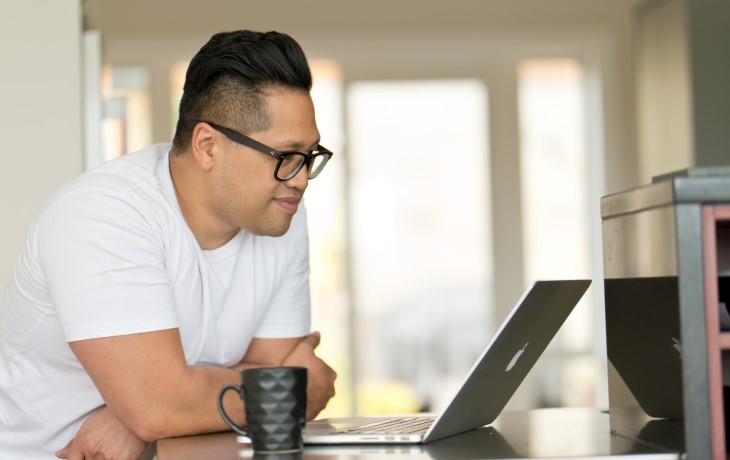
[87,143,170,185]
[55,143,169,197]
[36,144,174,222]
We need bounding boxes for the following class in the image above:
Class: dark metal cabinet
[601,167,730,459]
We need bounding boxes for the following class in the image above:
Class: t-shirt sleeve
[253,206,312,338]
[35,188,179,342]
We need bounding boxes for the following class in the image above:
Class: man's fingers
[54,441,71,459]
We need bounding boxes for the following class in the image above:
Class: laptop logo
[506,342,529,372]
[671,337,682,359]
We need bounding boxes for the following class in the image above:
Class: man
[0,30,337,459]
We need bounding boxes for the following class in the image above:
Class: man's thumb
[302,331,321,349]
[55,442,71,459]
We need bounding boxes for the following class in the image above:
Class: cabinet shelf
[602,173,730,460]
[702,204,730,459]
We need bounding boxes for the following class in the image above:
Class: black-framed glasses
[196,121,333,181]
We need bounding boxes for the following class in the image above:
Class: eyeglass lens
[277,153,329,180]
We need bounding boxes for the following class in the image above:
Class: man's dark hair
[171,30,312,153]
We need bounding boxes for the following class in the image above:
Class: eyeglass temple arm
[198,121,280,159]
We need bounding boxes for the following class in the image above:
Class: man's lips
[273,196,301,213]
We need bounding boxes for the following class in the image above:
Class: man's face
[210,89,320,237]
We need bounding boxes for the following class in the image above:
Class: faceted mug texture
[219,367,308,453]
[245,368,307,452]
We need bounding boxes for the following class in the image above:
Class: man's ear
[190,122,216,171]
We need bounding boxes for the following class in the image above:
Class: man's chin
[266,227,290,237]
[244,219,292,237]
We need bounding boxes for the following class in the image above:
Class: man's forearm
[126,365,243,441]
[69,330,253,443]
[70,331,329,443]
[118,336,307,440]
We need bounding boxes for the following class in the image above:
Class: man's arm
[223,333,337,419]
[69,328,241,442]
[57,332,334,459]
[235,336,303,370]
[69,329,335,443]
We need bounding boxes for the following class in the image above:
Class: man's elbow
[125,412,173,442]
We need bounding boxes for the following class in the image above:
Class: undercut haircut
[171,30,313,154]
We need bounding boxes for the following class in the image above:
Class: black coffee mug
[218,367,308,453]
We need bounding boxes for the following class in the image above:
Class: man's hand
[281,332,337,420]
[55,405,148,460]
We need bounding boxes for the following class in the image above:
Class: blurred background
[1,0,728,418]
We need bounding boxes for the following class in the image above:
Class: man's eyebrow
[276,139,321,152]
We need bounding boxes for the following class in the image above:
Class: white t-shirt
[0,143,311,458]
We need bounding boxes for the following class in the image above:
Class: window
[518,58,598,407]
[100,66,152,160]
[346,80,492,414]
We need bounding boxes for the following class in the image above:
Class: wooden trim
[713,205,730,221]
[703,206,726,458]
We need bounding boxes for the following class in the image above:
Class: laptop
[303,279,591,444]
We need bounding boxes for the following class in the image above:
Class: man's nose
[284,164,309,190]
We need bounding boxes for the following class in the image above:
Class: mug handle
[217,384,250,437]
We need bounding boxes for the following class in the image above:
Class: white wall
[636,0,694,183]
[685,0,730,167]
[0,0,83,287]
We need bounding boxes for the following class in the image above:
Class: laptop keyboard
[337,416,437,435]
